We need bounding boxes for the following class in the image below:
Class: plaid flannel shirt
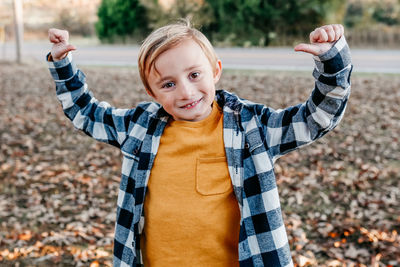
[48,36,352,267]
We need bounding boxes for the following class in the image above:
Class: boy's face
[147,39,222,122]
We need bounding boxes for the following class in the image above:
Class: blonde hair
[138,19,218,94]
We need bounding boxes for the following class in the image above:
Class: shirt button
[327,99,336,105]
[244,143,250,149]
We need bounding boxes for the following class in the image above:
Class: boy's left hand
[294,24,344,56]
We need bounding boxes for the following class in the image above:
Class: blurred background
[1,0,400,47]
[1,0,400,72]
[0,1,399,267]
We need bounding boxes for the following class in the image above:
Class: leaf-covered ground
[0,62,399,266]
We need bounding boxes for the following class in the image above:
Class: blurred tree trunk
[13,0,23,63]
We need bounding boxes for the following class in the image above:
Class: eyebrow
[184,65,202,72]
[156,76,174,86]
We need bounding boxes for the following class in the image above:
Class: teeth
[184,99,200,108]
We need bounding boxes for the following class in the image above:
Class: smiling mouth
[181,98,202,109]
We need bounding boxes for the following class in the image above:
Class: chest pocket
[245,127,265,153]
[196,156,232,196]
[120,137,143,179]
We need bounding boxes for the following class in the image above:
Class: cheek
[162,96,176,107]
[204,80,216,95]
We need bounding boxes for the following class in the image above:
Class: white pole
[13,0,23,63]
[0,25,5,60]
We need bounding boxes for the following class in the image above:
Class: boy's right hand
[48,28,76,61]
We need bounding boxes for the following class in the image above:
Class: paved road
[1,42,400,73]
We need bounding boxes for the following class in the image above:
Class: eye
[162,81,176,89]
[189,72,200,79]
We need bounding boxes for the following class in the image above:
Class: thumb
[65,44,77,52]
[56,44,77,57]
[294,43,320,56]
[51,44,77,61]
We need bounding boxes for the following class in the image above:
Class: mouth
[181,98,203,109]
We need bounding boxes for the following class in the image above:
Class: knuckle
[332,25,339,31]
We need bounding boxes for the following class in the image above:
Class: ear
[213,60,222,84]
[145,87,156,99]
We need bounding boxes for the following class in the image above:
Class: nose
[178,80,194,99]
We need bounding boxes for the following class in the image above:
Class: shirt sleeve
[47,52,135,148]
[263,36,352,161]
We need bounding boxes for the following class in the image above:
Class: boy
[47,20,351,266]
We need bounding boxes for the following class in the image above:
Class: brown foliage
[0,62,399,266]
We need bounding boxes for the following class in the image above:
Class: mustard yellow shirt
[141,101,240,266]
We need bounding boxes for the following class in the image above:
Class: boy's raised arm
[47,29,137,149]
[262,24,352,160]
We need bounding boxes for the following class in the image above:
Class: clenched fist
[48,28,76,61]
[294,24,345,56]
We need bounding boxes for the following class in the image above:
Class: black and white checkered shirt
[48,36,351,266]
